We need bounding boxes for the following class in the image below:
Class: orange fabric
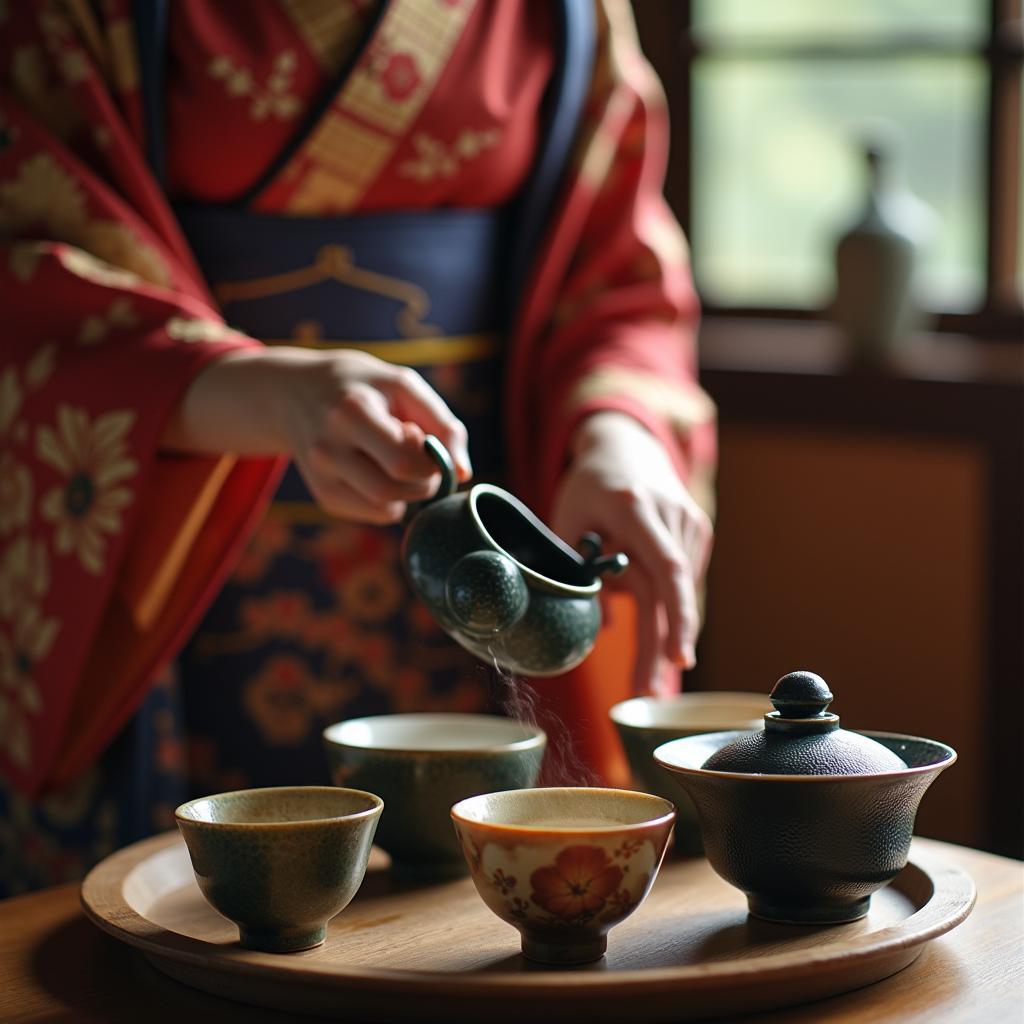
[532,592,636,788]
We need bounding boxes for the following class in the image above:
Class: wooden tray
[80,832,975,1022]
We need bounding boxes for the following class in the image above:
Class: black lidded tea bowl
[653,672,956,925]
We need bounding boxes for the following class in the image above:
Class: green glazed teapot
[401,437,628,677]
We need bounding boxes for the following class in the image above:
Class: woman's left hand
[550,411,713,695]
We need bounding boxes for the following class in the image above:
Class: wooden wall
[687,322,1023,857]
[694,426,987,847]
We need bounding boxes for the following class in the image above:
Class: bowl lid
[700,671,907,776]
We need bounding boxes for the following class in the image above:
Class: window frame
[636,0,1024,342]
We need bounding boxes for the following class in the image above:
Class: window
[636,1,1023,339]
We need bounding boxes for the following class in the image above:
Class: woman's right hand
[161,346,472,524]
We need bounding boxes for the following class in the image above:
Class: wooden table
[1,838,1021,1023]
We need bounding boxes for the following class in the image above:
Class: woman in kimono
[0,0,715,893]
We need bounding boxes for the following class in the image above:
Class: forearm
[159,347,300,456]
[569,409,657,459]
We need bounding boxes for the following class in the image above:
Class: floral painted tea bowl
[451,787,675,964]
[324,713,545,879]
[175,786,382,953]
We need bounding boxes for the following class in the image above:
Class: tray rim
[79,831,976,998]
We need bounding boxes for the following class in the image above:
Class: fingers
[297,462,406,524]
[552,480,705,672]
[547,492,587,556]
[324,383,436,481]
[621,495,694,668]
[624,563,667,694]
[652,660,680,698]
[309,444,437,504]
[669,501,714,667]
[284,351,474,523]
[679,502,714,584]
[382,367,473,481]
[678,558,700,669]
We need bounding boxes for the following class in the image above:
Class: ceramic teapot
[401,437,628,677]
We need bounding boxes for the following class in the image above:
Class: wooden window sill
[697,316,1023,438]
[698,316,1023,388]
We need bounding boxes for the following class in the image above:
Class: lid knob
[765,671,839,737]
[770,671,834,719]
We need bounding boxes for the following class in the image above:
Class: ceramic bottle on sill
[831,136,934,366]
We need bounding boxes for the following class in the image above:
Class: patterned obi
[172,204,516,787]
[176,204,508,483]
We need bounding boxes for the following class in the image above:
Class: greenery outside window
[638,0,1024,341]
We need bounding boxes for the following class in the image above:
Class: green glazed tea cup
[610,692,770,855]
[175,785,382,952]
[323,712,545,879]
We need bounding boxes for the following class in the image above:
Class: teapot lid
[701,671,906,776]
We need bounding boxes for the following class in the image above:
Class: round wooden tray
[80,832,975,1022]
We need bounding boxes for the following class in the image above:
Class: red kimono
[0,0,715,883]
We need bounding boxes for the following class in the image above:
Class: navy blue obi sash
[175,205,504,342]
[176,204,508,483]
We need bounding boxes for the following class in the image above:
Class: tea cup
[323,712,545,879]
[451,787,675,964]
[610,691,770,854]
[175,785,382,952]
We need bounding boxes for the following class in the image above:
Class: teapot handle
[423,435,458,502]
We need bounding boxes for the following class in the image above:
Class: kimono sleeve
[507,0,716,520]
[0,85,280,796]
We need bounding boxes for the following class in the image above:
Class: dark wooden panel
[690,320,1023,857]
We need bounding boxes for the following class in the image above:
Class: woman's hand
[161,346,472,524]
[550,411,712,694]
